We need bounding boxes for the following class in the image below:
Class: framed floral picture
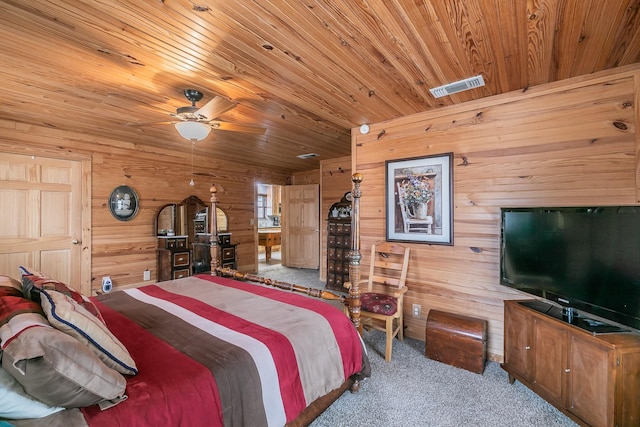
[385,153,453,245]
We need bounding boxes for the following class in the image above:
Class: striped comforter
[73,274,368,427]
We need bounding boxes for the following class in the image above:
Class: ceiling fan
[128,89,266,140]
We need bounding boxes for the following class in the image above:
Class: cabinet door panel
[532,317,566,405]
[620,351,640,425]
[568,335,613,427]
[504,302,531,380]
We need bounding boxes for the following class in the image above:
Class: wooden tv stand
[502,300,640,427]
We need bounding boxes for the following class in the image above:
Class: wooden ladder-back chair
[348,241,410,362]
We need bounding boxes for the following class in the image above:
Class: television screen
[500,206,640,332]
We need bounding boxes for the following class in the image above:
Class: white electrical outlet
[143,269,151,281]
[412,304,421,318]
[102,276,112,293]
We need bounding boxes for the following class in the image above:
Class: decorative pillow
[39,289,138,376]
[361,292,398,316]
[0,367,64,419]
[1,324,126,408]
[19,266,105,323]
[0,286,49,348]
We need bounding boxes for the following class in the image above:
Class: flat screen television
[500,206,640,332]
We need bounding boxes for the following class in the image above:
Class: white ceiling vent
[429,75,485,98]
[296,153,319,160]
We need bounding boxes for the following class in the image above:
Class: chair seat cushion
[361,292,397,315]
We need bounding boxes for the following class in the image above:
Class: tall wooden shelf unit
[326,193,352,291]
[502,300,640,427]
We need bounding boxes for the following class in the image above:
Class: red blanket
[79,274,367,427]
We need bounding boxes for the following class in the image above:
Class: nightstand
[157,235,191,281]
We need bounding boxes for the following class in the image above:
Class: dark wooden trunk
[425,309,488,374]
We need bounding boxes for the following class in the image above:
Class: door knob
[72,239,80,244]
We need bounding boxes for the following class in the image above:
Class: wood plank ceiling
[1,0,639,172]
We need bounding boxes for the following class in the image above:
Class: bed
[0,175,368,427]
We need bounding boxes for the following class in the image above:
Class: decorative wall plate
[109,185,139,221]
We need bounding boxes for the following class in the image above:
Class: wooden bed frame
[207,173,365,425]
[208,173,363,328]
[3,175,367,427]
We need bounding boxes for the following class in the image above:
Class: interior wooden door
[0,153,90,294]
[282,184,319,269]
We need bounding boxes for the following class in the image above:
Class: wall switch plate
[143,269,151,281]
[102,276,112,293]
[412,304,421,318]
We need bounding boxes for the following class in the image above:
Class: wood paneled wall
[3,63,639,361]
[0,122,289,294]
[290,169,320,185]
[352,64,640,361]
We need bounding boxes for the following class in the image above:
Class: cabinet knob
[71,239,80,244]
[525,346,531,350]
[564,368,571,373]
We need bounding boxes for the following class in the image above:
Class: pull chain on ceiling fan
[189,140,195,187]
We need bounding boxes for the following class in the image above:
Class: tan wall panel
[291,169,320,185]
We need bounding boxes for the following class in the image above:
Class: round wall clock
[109,185,139,221]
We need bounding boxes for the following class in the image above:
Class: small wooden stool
[425,309,488,374]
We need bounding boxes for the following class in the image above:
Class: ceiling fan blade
[196,96,237,120]
[125,120,178,127]
[210,121,266,135]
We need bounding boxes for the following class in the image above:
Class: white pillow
[0,367,64,419]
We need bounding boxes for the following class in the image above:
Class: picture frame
[109,185,139,221]
[386,153,453,245]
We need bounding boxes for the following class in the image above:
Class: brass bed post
[348,173,362,331]
[209,184,220,275]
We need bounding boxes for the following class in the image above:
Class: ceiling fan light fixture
[175,121,211,141]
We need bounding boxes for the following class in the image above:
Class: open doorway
[256,183,327,290]
[257,183,282,271]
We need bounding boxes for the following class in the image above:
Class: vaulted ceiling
[1,0,639,172]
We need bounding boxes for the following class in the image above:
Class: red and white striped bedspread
[76,274,368,427]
